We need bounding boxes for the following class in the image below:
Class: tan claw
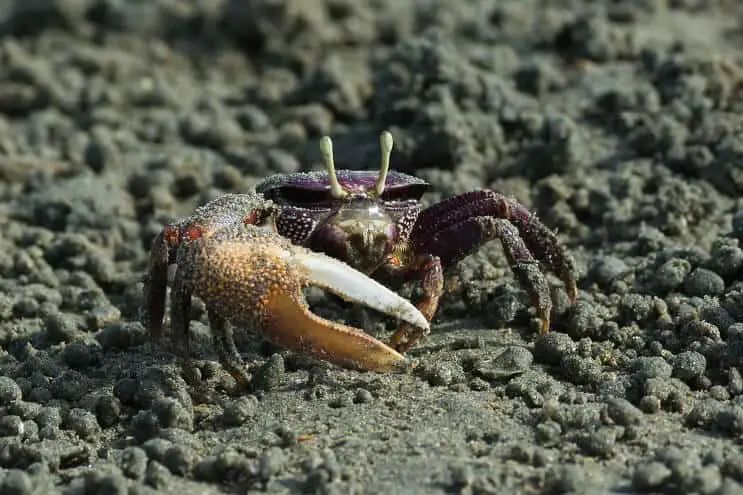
[184,225,427,373]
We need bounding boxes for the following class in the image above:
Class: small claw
[190,226,426,373]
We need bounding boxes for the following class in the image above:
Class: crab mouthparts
[320,131,395,199]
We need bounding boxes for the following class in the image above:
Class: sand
[1,1,743,493]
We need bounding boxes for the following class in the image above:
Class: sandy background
[2,0,743,493]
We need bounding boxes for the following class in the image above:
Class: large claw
[176,224,428,375]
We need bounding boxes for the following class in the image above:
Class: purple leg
[384,216,553,351]
[410,190,578,302]
[397,190,577,339]
[381,254,445,353]
[446,217,551,329]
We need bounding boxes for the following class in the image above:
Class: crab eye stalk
[320,136,348,199]
[373,130,393,197]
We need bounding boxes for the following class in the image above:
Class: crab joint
[320,136,348,199]
[373,130,393,197]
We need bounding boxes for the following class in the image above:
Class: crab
[255,131,578,352]
[141,131,578,387]
[141,192,430,388]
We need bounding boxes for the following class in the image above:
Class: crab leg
[383,190,578,351]
[410,190,578,300]
[422,217,552,328]
[172,225,427,384]
[141,229,172,344]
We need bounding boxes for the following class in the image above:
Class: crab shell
[256,169,429,202]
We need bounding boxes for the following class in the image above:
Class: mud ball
[0,470,34,495]
[632,357,672,381]
[163,444,199,476]
[63,408,101,440]
[683,268,725,297]
[258,446,286,482]
[130,410,160,442]
[95,395,121,428]
[589,255,629,289]
[0,377,22,405]
[632,462,672,491]
[50,370,89,402]
[652,258,691,294]
[35,407,62,429]
[534,332,576,366]
[0,415,24,437]
[605,398,644,426]
[671,351,706,383]
[151,398,193,431]
[221,396,259,427]
[80,471,129,495]
[62,340,103,369]
[251,354,285,392]
[535,420,562,444]
[119,446,148,480]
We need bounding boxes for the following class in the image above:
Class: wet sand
[2,1,743,493]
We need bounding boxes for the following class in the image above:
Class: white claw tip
[295,251,429,332]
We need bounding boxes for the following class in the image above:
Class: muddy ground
[1,0,743,493]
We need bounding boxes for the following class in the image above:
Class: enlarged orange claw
[265,285,409,372]
[171,223,428,381]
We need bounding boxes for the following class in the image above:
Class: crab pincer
[143,195,429,389]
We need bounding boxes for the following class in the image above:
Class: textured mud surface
[2,1,743,493]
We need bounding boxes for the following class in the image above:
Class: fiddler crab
[141,131,578,389]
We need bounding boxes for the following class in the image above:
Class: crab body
[256,169,425,275]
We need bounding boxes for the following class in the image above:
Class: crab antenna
[374,131,393,196]
[320,136,347,198]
